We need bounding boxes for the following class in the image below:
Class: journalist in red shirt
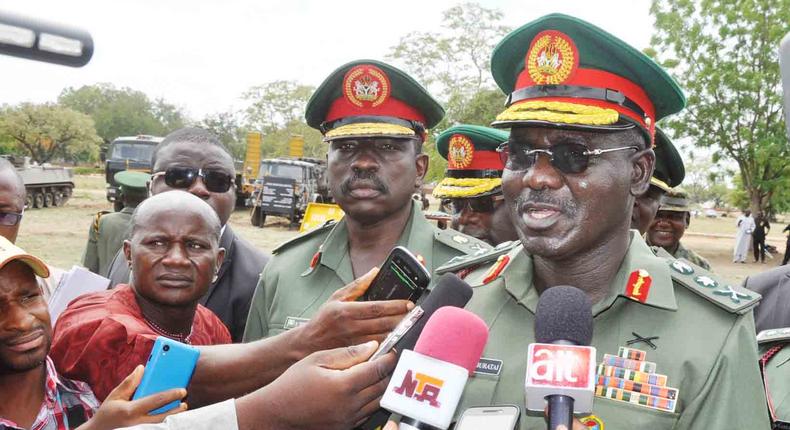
[50,191,231,401]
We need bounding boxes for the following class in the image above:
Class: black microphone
[359,273,474,430]
[0,11,94,67]
[529,286,594,430]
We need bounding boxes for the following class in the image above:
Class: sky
[0,0,656,120]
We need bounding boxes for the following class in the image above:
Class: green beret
[305,60,444,141]
[433,125,510,199]
[114,170,151,193]
[489,13,685,146]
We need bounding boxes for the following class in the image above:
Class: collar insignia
[625,269,652,303]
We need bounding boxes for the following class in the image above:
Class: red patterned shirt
[0,357,99,430]
[49,284,231,401]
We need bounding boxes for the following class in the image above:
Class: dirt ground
[16,174,788,286]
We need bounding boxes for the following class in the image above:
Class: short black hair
[151,127,233,169]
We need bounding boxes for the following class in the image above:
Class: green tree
[0,103,101,163]
[242,80,324,159]
[649,0,790,215]
[58,83,188,145]
[199,111,246,160]
[387,3,510,182]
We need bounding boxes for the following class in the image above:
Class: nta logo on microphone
[393,369,444,407]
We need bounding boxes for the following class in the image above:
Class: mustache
[340,170,389,195]
[515,189,579,217]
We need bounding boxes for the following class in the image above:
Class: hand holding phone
[132,337,200,414]
[361,246,430,302]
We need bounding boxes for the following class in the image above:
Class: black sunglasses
[0,211,22,226]
[443,195,504,214]
[153,167,234,193]
[496,141,638,174]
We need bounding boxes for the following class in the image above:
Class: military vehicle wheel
[24,195,33,209]
[52,193,63,207]
[33,193,44,208]
[114,201,124,212]
[44,192,54,207]
[250,207,265,227]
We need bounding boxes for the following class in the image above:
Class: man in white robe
[734,209,755,263]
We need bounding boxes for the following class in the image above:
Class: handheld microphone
[360,274,474,430]
[525,286,595,430]
[380,306,489,430]
[370,273,474,361]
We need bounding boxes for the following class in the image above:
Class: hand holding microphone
[525,286,595,430]
[380,306,489,430]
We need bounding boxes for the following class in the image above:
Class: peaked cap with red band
[490,13,686,146]
[305,59,444,141]
[433,124,510,199]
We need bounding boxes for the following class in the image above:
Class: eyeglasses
[443,195,504,214]
[0,211,22,226]
[496,141,639,174]
[152,167,234,193]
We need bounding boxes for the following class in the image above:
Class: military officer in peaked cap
[433,124,519,246]
[438,14,769,429]
[631,127,685,235]
[82,170,150,277]
[243,61,490,356]
[647,188,711,270]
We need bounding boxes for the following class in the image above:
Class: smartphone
[132,337,200,414]
[361,246,430,302]
[455,405,520,430]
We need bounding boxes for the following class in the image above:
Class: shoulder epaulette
[92,210,111,233]
[758,327,790,345]
[436,240,519,275]
[434,228,492,257]
[272,220,336,255]
[655,247,761,314]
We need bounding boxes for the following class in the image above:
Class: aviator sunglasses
[152,167,234,193]
[444,195,504,214]
[496,141,639,174]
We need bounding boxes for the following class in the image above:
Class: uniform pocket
[591,397,680,429]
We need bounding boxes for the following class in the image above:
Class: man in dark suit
[107,127,269,342]
[744,265,790,332]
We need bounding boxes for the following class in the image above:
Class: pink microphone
[381,306,489,430]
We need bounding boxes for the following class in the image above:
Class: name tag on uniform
[474,358,503,377]
[284,316,310,330]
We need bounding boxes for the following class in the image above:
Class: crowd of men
[2,11,790,430]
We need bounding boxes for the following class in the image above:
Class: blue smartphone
[132,337,200,414]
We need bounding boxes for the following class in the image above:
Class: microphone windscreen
[534,285,593,346]
[414,306,488,374]
[392,273,473,357]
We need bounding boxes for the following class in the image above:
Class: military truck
[1,155,74,209]
[104,135,163,211]
[249,157,332,227]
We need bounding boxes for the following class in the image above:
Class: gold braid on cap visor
[496,100,620,126]
[432,177,502,198]
[324,122,416,139]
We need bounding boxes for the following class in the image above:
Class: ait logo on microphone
[393,370,445,407]
[527,344,594,388]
